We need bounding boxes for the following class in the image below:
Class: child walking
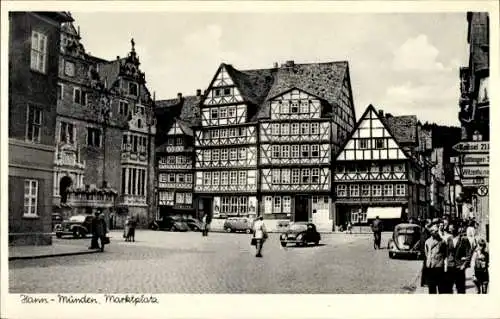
[471,238,489,294]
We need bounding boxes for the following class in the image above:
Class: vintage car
[223,217,254,234]
[280,222,321,247]
[150,216,190,232]
[387,223,423,259]
[184,218,204,232]
[55,215,94,238]
[52,213,63,232]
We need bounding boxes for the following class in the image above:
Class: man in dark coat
[371,216,383,249]
[444,223,472,293]
[90,211,107,251]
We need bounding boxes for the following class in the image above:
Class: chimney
[285,60,295,67]
[273,62,278,68]
[378,110,384,117]
[116,56,120,60]
[385,113,393,118]
[196,89,202,96]
[177,93,182,100]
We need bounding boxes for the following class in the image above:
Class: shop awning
[367,207,402,220]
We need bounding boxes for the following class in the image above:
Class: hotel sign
[453,141,489,153]
[461,166,489,178]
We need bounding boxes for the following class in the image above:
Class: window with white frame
[26,105,42,142]
[31,31,47,73]
[212,149,220,162]
[281,145,290,158]
[185,193,193,204]
[291,102,299,113]
[177,174,185,183]
[291,123,299,135]
[229,128,237,137]
[228,107,236,118]
[238,197,248,214]
[231,197,238,214]
[281,169,290,184]
[230,172,237,185]
[349,184,360,197]
[336,184,347,197]
[300,101,309,114]
[272,145,280,158]
[119,101,129,115]
[292,169,300,184]
[203,172,211,185]
[292,145,299,158]
[73,88,86,105]
[359,139,369,149]
[167,156,175,165]
[302,169,310,183]
[176,193,185,204]
[220,107,227,118]
[239,171,247,185]
[211,130,219,139]
[372,184,382,196]
[281,102,290,114]
[281,123,290,135]
[59,121,74,144]
[24,179,38,216]
[301,123,309,135]
[274,197,282,213]
[311,168,320,183]
[220,129,228,138]
[230,149,237,161]
[221,172,229,185]
[203,150,211,162]
[238,148,246,160]
[374,138,385,149]
[361,184,370,196]
[311,123,319,135]
[301,144,309,157]
[283,196,291,213]
[186,174,193,184]
[311,145,319,157]
[272,123,280,136]
[159,174,167,182]
[383,184,393,196]
[221,197,230,213]
[272,170,280,184]
[221,149,228,161]
[395,184,406,196]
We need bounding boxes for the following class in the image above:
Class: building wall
[8,12,68,245]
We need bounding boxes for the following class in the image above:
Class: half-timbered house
[257,61,356,231]
[155,92,201,219]
[333,104,428,230]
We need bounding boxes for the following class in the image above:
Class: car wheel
[169,226,176,232]
[280,241,287,247]
[245,229,252,234]
[192,226,200,232]
[225,227,232,233]
[56,233,62,239]
[73,229,81,238]
[389,252,394,259]
[314,241,320,246]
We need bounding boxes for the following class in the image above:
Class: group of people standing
[89,210,108,252]
[421,215,489,294]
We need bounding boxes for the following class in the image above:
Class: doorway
[201,197,213,223]
[59,176,73,203]
[294,195,309,222]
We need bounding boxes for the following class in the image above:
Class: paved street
[9,230,421,294]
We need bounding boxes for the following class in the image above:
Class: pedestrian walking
[444,223,472,294]
[346,222,353,234]
[252,216,268,258]
[371,216,383,249]
[466,220,478,249]
[90,211,108,252]
[471,239,489,294]
[201,213,210,236]
[420,219,432,287]
[128,216,137,242]
[123,216,130,241]
[424,224,448,294]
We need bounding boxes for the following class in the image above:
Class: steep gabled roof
[382,115,418,145]
[155,95,201,127]
[224,65,276,106]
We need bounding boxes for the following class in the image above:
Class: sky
[72,12,469,126]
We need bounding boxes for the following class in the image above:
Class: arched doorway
[59,176,73,203]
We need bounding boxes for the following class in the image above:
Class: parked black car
[150,216,189,232]
[52,213,63,232]
[280,222,321,247]
[55,215,94,238]
[184,218,203,231]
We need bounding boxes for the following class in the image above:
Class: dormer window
[129,82,138,96]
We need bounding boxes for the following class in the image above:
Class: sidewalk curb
[9,249,101,261]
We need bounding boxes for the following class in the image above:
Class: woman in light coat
[252,216,267,258]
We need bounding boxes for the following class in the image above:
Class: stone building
[155,92,202,219]
[8,12,74,245]
[54,20,156,228]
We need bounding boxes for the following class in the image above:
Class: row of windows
[159,192,193,205]
[166,137,186,146]
[356,138,386,150]
[202,127,249,140]
[270,144,322,159]
[57,84,88,106]
[121,168,147,196]
[159,173,193,184]
[270,168,322,184]
[203,171,249,186]
[159,156,192,165]
[218,196,249,214]
[210,106,238,119]
[119,101,145,116]
[273,100,316,115]
[213,87,232,97]
[337,163,406,174]
[202,148,249,162]
[336,184,407,197]
[269,122,321,136]
[264,196,292,214]
[122,134,148,153]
